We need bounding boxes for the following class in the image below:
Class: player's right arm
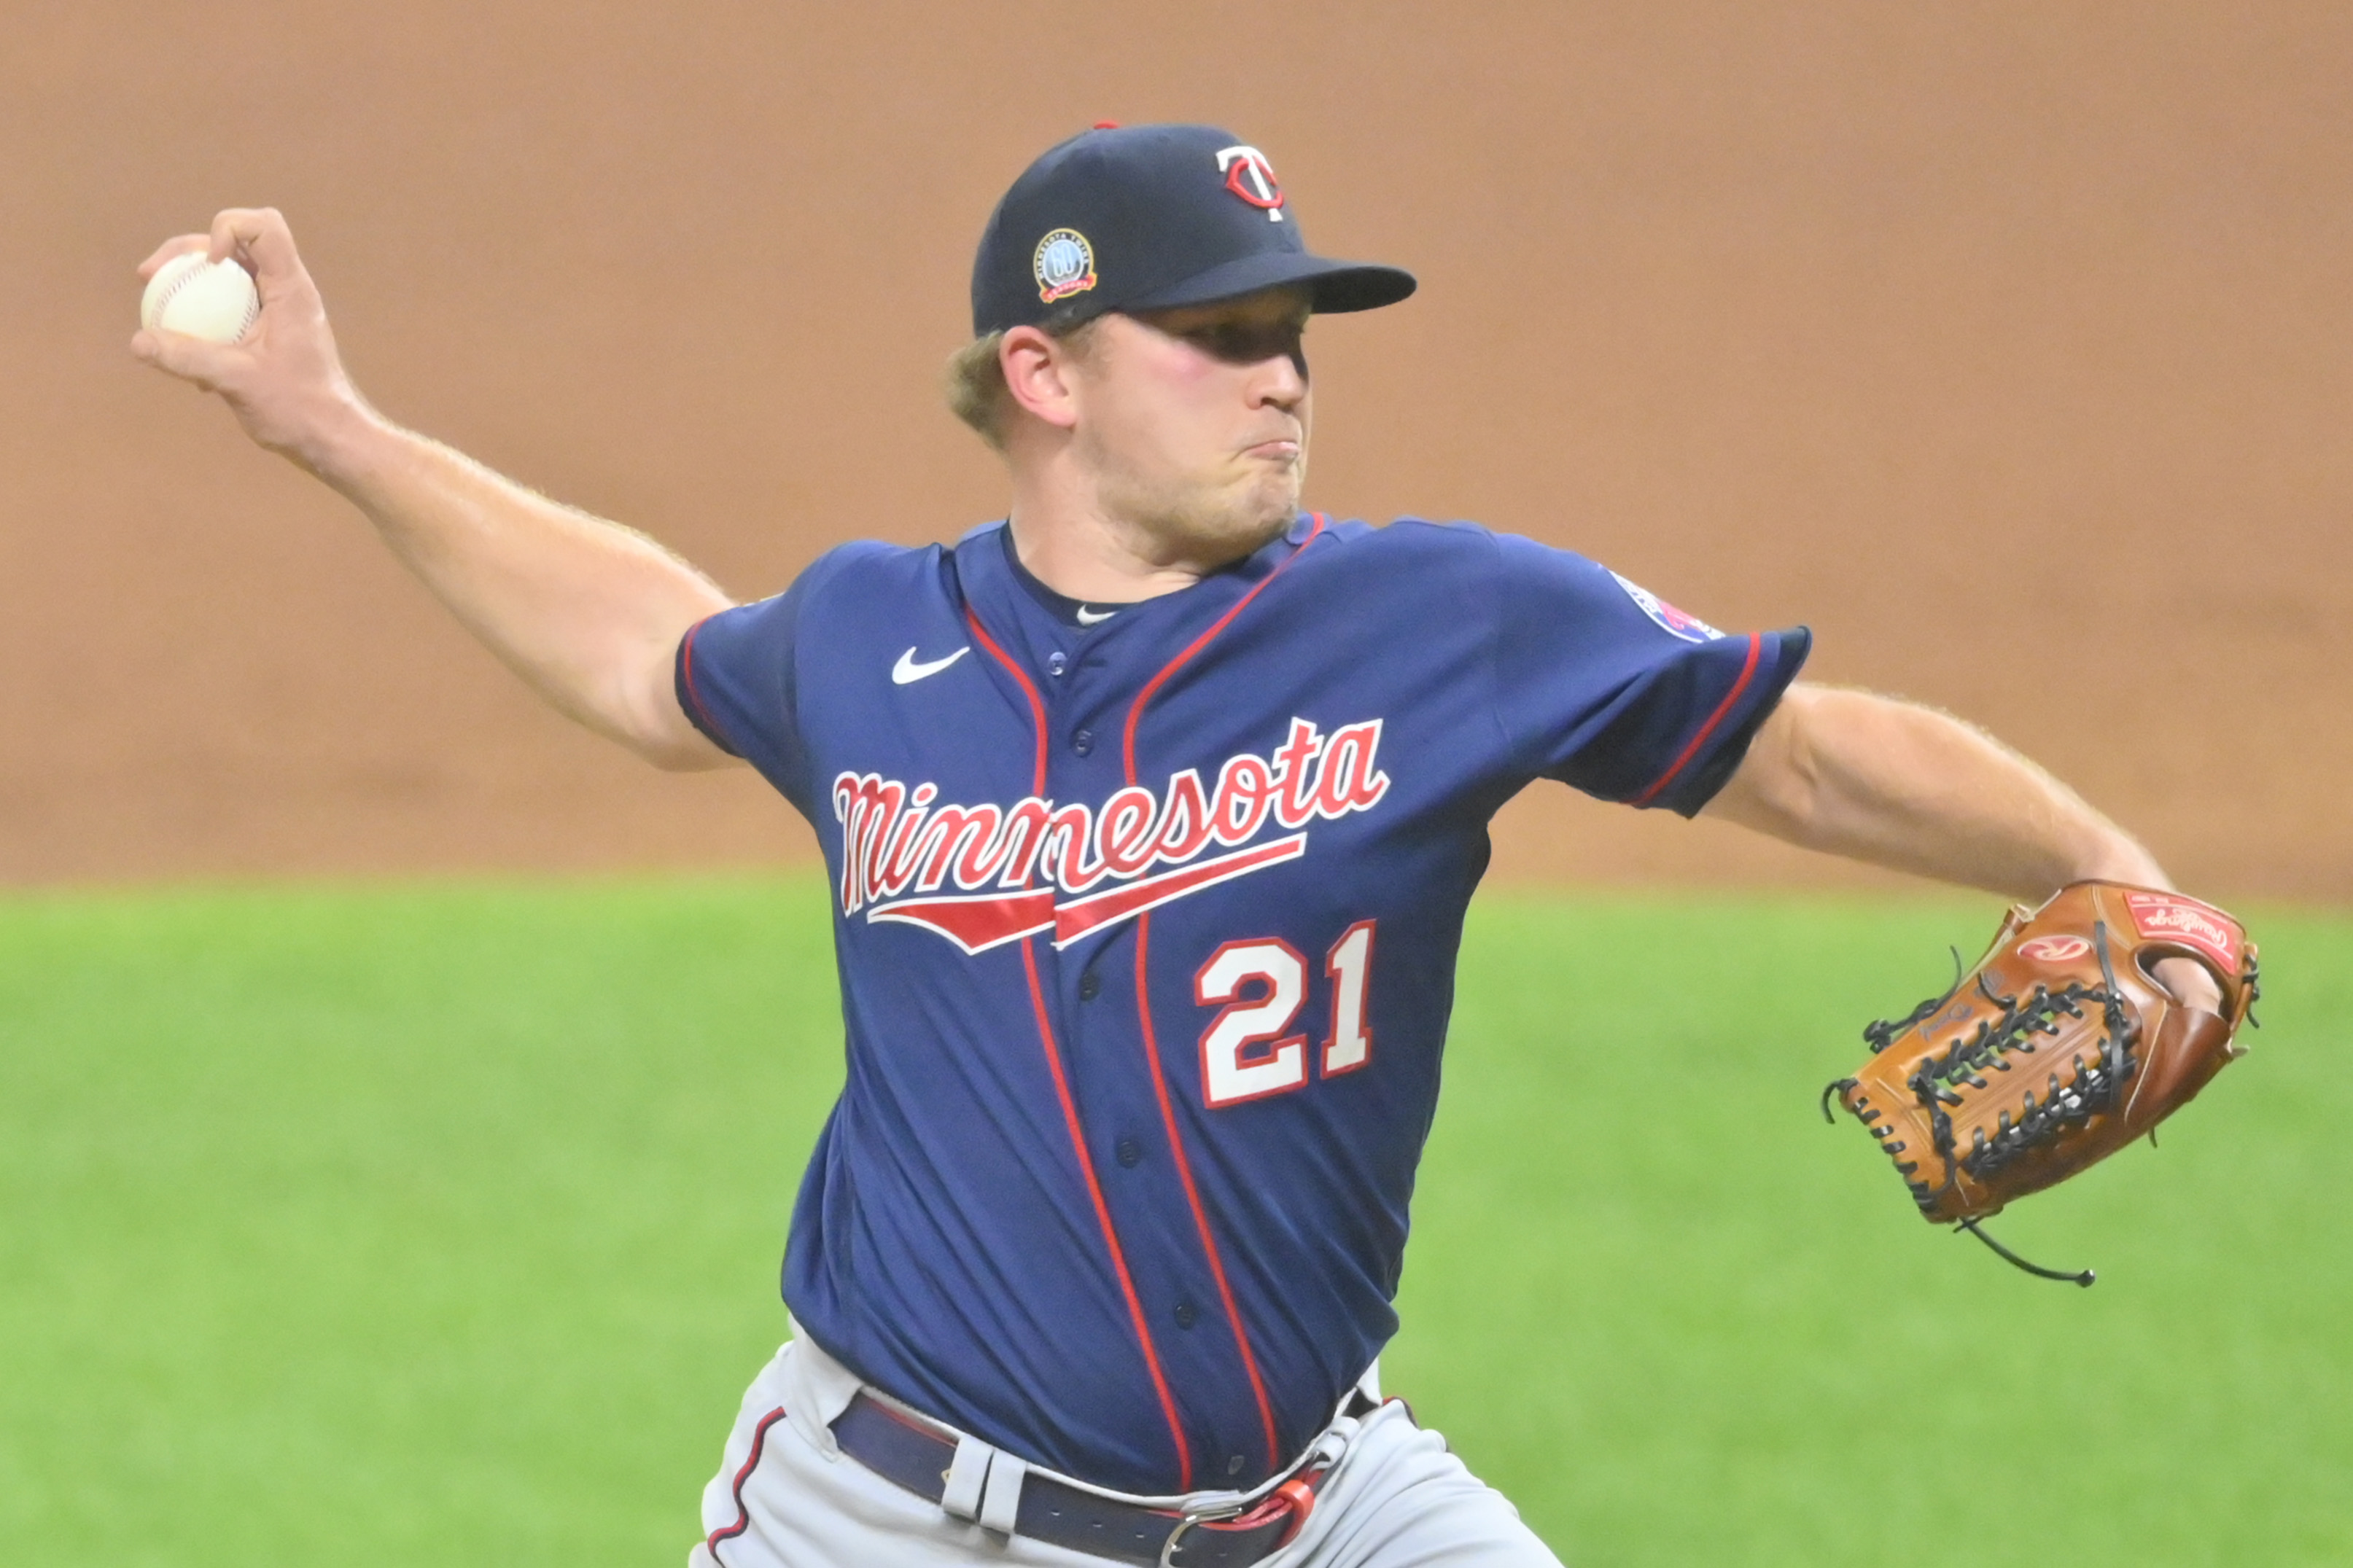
[130,208,736,773]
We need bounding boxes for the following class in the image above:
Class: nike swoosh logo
[891,646,970,684]
[1075,606,1117,625]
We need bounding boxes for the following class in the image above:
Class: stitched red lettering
[1097,786,1162,878]
[1313,720,1390,818]
[1270,718,1325,829]
[1213,754,1277,845]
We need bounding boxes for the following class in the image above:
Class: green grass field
[2,878,2345,1566]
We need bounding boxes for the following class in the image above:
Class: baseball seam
[147,257,257,340]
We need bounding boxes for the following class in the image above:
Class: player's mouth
[1242,437,1302,463]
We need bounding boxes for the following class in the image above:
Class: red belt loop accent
[1189,1466,1323,1559]
[1270,1475,1320,1548]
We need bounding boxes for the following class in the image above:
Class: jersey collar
[952,516,1317,681]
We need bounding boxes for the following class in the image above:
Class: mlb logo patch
[1609,572,1722,643]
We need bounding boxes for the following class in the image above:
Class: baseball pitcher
[133,123,2228,1567]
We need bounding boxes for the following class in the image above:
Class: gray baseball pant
[690,1335,1561,1568]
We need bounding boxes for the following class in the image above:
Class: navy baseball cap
[971,123,1417,336]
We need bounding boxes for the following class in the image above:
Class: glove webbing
[1834,923,2139,1287]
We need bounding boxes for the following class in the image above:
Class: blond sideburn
[942,319,1100,450]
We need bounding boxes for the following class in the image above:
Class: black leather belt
[831,1392,1357,1567]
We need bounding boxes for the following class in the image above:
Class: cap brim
[1119,249,1417,316]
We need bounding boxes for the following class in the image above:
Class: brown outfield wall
[1,3,2347,898]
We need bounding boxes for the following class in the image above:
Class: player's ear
[1000,326,1083,432]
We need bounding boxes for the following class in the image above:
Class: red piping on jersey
[1117,514,1328,1473]
[965,607,1049,795]
[1632,632,1763,808]
[1121,514,1328,781]
[1133,911,1280,1470]
[704,1403,788,1564]
[968,596,1195,1488]
[1022,930,1193,1488]
[678,618,727,743]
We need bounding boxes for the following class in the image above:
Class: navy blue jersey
[675,514,1808,1496]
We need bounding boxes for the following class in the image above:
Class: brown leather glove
[1827,881,2260,1282]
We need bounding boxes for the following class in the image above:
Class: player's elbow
[636,729,739,773]
[619,693,740,773]
[580,652,739,773]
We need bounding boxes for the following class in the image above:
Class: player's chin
[1139,469,1300,561]
[1207,490,1297,554]
[1234,464,1304,530]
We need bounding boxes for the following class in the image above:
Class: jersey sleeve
[674,572,821,818]
[1487,530,1811,817]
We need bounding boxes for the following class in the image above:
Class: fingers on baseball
[130,326,243,389]
[136,234,211,283]
[206,207,311,300]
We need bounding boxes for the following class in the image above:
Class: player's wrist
[2064,834,2170,892]
[279,387,398,489]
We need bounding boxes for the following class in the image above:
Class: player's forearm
[1708,684,2169,898]
[302,407,734,769]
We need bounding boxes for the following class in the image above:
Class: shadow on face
[1130,287,1313,383]
[1068,287,1315,568]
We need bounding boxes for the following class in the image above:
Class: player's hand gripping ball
[1827,881,2259,1280]
[139,252,260,343]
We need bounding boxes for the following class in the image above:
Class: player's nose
[1251,346,1310,410]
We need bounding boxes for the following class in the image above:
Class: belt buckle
[1158,1459,1330,1566]
[1156,1500,1245,1568]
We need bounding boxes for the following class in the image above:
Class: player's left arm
[1706,681,2168,896]
[1706,682,2224,1007]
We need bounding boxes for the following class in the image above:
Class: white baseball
[140,252,261,344]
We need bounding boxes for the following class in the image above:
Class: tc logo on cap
[1033,228,1099,303]
[1216,145,1286,222]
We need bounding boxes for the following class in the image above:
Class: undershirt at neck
[998,523,1130,629]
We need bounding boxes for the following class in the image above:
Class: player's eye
[1186,320,1307,366]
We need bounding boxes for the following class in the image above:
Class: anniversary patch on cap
[1033,228,1098,304]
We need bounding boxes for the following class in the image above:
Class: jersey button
[1115,1136,1142,1167]
[1071,728,1094,756]
[1047,651,1067,677]
[1173,1301,1198,1330]
[1226,1454,1246,1478]
[1078,970,1102,1000]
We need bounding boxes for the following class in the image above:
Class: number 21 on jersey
[1194,921,1374,1108]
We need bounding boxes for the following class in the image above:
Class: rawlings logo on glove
[1827,881,2260,1284]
